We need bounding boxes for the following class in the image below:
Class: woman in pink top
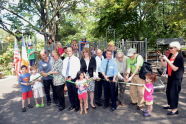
[143,73,157,117]
[56,42,64,56]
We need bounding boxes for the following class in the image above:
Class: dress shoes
[163,106,171,109]
[68,106,74,111]
[167,111,179,115]
[110,108,116,112]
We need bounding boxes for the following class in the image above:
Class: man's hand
[118,75,124,80]
[113,79,116,83]
[66,77,72,81]
[127,77,132,82]
[104,76,109,81]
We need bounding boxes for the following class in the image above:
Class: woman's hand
[161,55,169,62]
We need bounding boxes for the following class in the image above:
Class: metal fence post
[145,38,148,62]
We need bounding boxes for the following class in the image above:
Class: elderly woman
[160,41,184,115]
[80,48,97,109]
[48,50,65,111]
[115,51,128,106]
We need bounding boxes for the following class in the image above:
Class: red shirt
[58,48,64,55]
[168,57,175,76]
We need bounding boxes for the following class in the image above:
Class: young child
[75,71,88,114]
[30,66,45,108]
[143,73,157,117]
[18,65,33,112]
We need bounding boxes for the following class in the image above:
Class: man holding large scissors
[100,50,118,112]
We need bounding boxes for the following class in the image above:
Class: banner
[21,37,29,66]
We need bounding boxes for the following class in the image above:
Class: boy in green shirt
[27,44,36,66]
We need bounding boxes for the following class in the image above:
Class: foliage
[0,42,14,75]
[92,0,186,48]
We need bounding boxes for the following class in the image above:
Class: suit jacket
[167,52,184,80]
[80,56,97,77]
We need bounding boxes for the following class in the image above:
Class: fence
[116,38,148,61]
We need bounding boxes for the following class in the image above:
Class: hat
[127,48,136,56]
[169,41,181,50]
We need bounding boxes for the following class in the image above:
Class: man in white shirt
[94,49,104,106]
[62,47,80,111]
[115,51,128,106]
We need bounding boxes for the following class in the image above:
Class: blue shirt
[100,58,118,77]
[18,73,32,93]
[38,57,53,80]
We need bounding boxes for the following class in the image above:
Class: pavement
[0,76,186,124]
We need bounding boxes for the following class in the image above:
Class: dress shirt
[95,55,104,73]
[100,58,118,77]
[115,56,128,74]
[62,55,80,79]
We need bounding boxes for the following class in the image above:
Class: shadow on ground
[0,78,186,124]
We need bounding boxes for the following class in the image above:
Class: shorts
[145,101,153,105]
[33,88,45,98]
[78,92,87,100]
[22,90,33,100]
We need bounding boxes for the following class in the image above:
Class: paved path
[0,76,186,124]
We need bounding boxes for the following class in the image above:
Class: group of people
[18,40,184,117]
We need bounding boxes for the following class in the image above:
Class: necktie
[105,60,109,76]
[66,57,70,76]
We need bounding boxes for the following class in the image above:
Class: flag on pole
[21,37,29,67]
[13,39,21,76]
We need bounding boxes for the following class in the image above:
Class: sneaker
[36,104,40,108]
[142,110,148,113]
[40,104,45,108]
[22,107,26,112]
[27,104,33,108]
[143,112,151,117]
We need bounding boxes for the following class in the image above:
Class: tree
[0,0,81,45]
[92,0,186,47]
